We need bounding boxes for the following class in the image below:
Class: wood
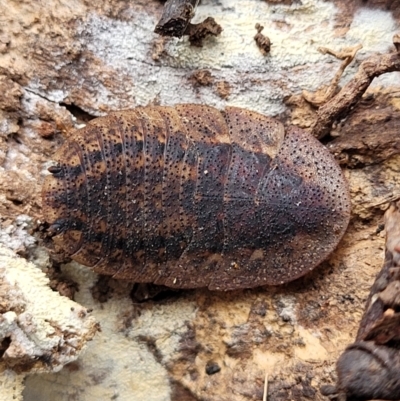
[0,1,399,400]
[155,0,199,37]
[321,201,400,400]
[311,40,400,139]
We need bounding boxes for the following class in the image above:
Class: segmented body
[42,104,350,290]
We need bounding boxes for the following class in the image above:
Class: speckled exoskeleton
[42,104,350,290]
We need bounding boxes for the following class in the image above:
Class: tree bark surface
[0,1,399,400]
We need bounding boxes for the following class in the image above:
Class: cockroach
[42,104,350,290]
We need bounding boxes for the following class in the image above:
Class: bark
[321,202,400,401]
[0,1,399,400]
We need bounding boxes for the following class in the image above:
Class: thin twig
[303,45,362,107]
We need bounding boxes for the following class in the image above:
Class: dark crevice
[11,199,23,206]
[0,336,11,358]
[6,132,22,144]
[130,283,181,302]
[24,88,97,123]
[60,102,96,123]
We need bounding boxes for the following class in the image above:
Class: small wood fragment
[184,17,222,47]
[190,69,214,87]
[154,0,222,46]
[254,23,271,55]
[311,36,400,139]
[151,36,167,61]
[215,80,230,99]
[155,0,199,38]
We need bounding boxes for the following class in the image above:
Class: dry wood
[154,0,221,45]
[321,200,400,401]
[311,35,400,139]
[155,0,199,37]
[303,45,362,107]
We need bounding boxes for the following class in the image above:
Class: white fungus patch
[0,214,36,252]
[0,247,98,401]
[80,0,399,117]
[346,8,398,54]
[23,261,197,401]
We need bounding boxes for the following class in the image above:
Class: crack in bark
[24,88,62,105]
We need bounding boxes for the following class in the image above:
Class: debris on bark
[190,69,214,87]
[205,360,221,375]
[154,0,222,46]
[151,36,168,61]
[254,23,271,55]
[46,263,79,300]
[184,16,222,47]
[215,80,230,98]
[326,89,400,167]
[321,200,400,401]
[155,0,199,37]
[303,45,362,107]
[310,34,400,139]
